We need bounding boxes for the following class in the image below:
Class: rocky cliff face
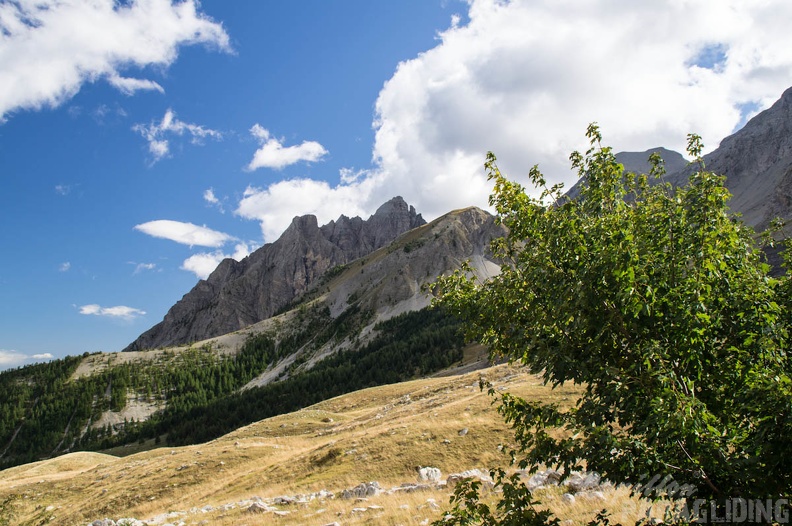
[665,86,792,233]
[564,147,688,201]
[566,87,792,236]
[323,206,505,321]
[124,197,425,351]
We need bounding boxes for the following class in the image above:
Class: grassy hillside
[0,307,464,470]
[0,364,663,526]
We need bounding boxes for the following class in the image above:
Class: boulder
[565,471,601,492]
[340,481,381,499]
[418,466,442,482]
[246,502,272,514]
[446,469,493,488]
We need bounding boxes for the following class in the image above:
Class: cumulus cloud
[107,74,164,96]
[31,353,55,360]
[133,109,222,162]
[246,124,328,170]
[181,242,255,280]
[79,304,146,320]
[236,0,792,236]
[203,188,219,205]
[0,0,230,121]
[59,262,71,272]
[0,349,54,369]
[203,188,225,213]
[0,349,28,367]
[237,177,376,242]
[134,219,234,247]
[131,262,157,275]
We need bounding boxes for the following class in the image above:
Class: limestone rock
[418,466,442,482]
[340,481,381,499]
[523,468,562,490]
[125,197,425,351]
[446,469,493,488]
[565,87,792,270]
[565,471,601,492]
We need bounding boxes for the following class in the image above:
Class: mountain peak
[124,197,426,352]
[373,195,409,215]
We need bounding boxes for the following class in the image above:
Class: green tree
[433,125,791,524]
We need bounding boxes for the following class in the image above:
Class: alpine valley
[1,87,792,525]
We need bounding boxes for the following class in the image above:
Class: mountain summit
[666,86,792,233]
[124,197,425,352]
[565,88,792,239]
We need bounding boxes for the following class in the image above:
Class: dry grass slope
[0,365,660,526]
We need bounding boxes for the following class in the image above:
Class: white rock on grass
[523,469,562,490]
[565,471,601,492]
[246,502,274,514]
[418,466,442,482]
[446,469,493,488]
[340,481,380,499]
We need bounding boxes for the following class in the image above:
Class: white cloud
[79,304,146,320]
[32,353,54,360]
[0,0,230,121]
[339,168,369,184]
[0,349,28,367]
[59,262,71,272]
[203,188,225,213]
[246,124,328,170]
[181,242,255,280]
[133,109,222,162]
[55,184,71,195]
[132,262,157,274]
[203,188,219,205]
[0,350,53,369]
[237,178,375,242]
[235,0,792,237]
[134,219,234,247]
[107,74,164,96]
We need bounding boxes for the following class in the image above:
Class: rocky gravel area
[86,467,609,525]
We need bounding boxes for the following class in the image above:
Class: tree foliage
[433,125,791,523]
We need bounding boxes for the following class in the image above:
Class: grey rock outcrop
[340,481,381,499]
[323,205,504,320]
[666,86,792,233]
[564,147,687,201]
[567,87,792,237]
[125,197,425,351]
[418,467,442,482]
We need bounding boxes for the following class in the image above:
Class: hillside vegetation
[0,364,654,526]
[0,306,463,470]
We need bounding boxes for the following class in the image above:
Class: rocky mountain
[666,86,792,233]
[0,202,503,470]
[128,87,792,354]
[124,196,426,352]
[564,147,688,201]
[616,146,687,176]
[565,87,792,239]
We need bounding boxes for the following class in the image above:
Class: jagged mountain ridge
[566,87,792,238]
[124,196,426,352]
[665,86,792,233]
[563,147,688,201]
[0,204,504,470]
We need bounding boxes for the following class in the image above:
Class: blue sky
[2,0,792,369]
